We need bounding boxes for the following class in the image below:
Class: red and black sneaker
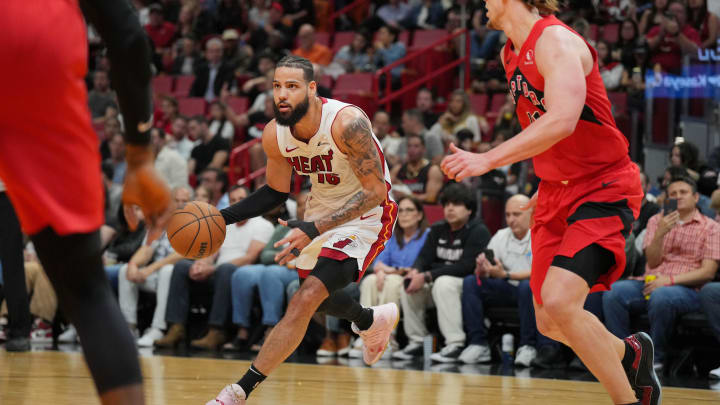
[624,332,662,405]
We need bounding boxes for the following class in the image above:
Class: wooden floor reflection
[2,351,719,404]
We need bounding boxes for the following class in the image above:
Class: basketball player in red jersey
[0,1,171,404]
[442,1,661,404]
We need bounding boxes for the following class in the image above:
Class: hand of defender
[441,143,493,181]
[274,219,313,265]
[122,146,172,244]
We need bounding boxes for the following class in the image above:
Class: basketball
[167,201,226,259]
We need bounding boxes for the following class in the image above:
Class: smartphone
[484,249,496,265]
[664,198,678,213]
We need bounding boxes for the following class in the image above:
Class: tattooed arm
[314,107,388,234]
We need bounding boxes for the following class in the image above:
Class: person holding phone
[646,0,701,74]
[603,176,720,371]
[459,195,549,367]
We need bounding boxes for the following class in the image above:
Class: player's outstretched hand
[122,145,172,245]
[440,143,493,181]
[274,219,313,265]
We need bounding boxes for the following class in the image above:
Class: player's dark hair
[440,183,477,218]
[669,175,698,193]
[276,55,314,82]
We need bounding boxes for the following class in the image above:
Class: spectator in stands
[105,133,127,185]
[145,3,176,52]
[88,70,116,121]
[216,0,246,33]
[155,95,179,135]
[459,194,544,366]
[101,161,123,232]
[331,31,375,74]
[620,45,649,110]
[103,117,122,141]
[597,40,624,91]
[198,167,229,209]
[688,0,719,49]
[700,281,720,378]
[195,185,211,203]
[393,184,491,361]
[118,186,191,347]
[603,176,720,370]
[639,0,670,34]
[208,101,235,141]
[168,115,196,160]
[373,110,403,168]
[282,0,315,33]
[402,109,444,164]
[614,20,642,72]
[646,0,700,74]
[249,0,271,30]
[470,9,501,62]
[243,60,275,103]
[374,24,407,80]
[223,191,308,352]
[634,171,661,236]
[248,2,293,52]
[416,88,439,129]
[151,128,189,189]
[351,196,430,358]
[571,18,596,47]
[171,36,201,75]
[292,24,332,66]
[402,0,445,29]
[671,141,701,180]
[221,29,253,73]
[176,0,217,42]
[377,0,412,28]
[391,134,444,204]
[188,115,230,176]
[105,205,147,290]
[155,186,275,350]
[431,89,488,144]
[190,38,235,102]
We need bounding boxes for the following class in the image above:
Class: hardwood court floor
[2,351,719,405]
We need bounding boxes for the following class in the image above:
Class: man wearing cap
[222,29,253,73]
[144,4,176,51]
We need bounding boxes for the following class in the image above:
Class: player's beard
[274,94,310,127]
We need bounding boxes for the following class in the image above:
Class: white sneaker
[514,345,537,368]
[348,337,364,358]
[206,383,245,405]
[137,328,164,347]
[351,303,399,365]
[58,326,78,343]
[429,343,464,363]
[392,341,424,360]
[458,344,491,364]
[710,365,720,379]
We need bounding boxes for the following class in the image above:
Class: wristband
[286,220,321,240]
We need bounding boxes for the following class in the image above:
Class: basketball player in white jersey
[206,55,399,405]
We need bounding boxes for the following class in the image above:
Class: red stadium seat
[601,23,620,44]
[470,94,489,116]
[226,96,249,114]
[588,24,599,41]
[174,75,195,97]
[152,75,173,95]
[332,31,355,54]
[607,91,628,116]
[411,29,447,49]
[315,31,331,47]
[333,73,373,95]
[317,74,333,90]
[178,97,206,116]
[423,204,444,225]
[488,93,506,114]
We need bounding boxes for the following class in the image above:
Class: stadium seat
[333,73,373,95]
[607,91,628,116]
[226,96,249,114]
[315,31,331,47]
[174,75,195,97]
[470,94,489,116]
[487,93,506,116]
[588,24,599,42]
[423,204,444,225]
[317,74,333,91]
[178,97,206,116]
[411,29,447,49]
[601,23,620,44]
[152,75,174,96]
[332,31,355,53]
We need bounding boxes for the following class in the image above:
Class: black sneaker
[392,341,423,360]
[624,332,662,405]
[429,344,464,363]
[5,337,30,352]
[531,344,565,369]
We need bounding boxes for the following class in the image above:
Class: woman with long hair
[597,40,624,91]
[431,89,489,143]
[688,0,719,49]
[639,0,669,34]
[351,196,430,358]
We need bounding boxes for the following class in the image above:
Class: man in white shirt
[155,186,275,349]
[151,128,188,190]
[459,194,548,367]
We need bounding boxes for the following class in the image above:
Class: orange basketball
[167,201,226,259]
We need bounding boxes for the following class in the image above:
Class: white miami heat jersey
[276,97,393,222]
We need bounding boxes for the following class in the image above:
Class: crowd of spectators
[3,0,720,382]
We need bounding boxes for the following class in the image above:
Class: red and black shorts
[530,159,643,305]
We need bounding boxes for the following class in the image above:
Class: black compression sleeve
[80,0,153,146]
[220,185,289,225]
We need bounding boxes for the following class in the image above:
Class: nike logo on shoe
[285,146,299,152]
[360,214,376,220]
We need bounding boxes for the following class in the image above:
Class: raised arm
[314,107,389,234]
[220,120,293,224]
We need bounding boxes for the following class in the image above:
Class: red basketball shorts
[0,1,104,236]
[530,159,643,305]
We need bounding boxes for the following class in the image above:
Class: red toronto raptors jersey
[503,15,629,182]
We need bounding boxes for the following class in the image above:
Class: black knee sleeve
[310,256,358,294]
[31,228,142,393]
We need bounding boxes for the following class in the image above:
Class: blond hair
[525,0,560,15]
